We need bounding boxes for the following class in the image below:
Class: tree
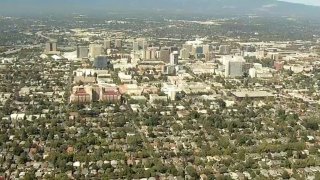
[127,135,143,148]
[144,115,159,126]
[217,99,226,109]
[19,152,28,164]
[23,172,36,180]
[237,148,246,161]
[186,166,199,178]
[304,118,319,130]
[282,170,290,179]
[207,174,216,180]
[13,145,24,156]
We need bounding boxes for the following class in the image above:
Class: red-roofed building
[70,85,121,103]
[70,86,93,103]
[274,61,284,71]
[100,87,121,103]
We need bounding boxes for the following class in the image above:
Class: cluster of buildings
[1,16,320,180]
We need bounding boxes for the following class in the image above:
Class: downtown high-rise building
[115,39,122,48]
[159,48,171,63]
[77,45,89,59]
[89,44,103,58]
[180,48,190,59]
[219,45,231,55]
[170,51,179,65]
[224,56,245,77]
[45,40,57,53]
[104,39,111,49]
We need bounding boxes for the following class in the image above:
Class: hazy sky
[0,0,320,16]
[282,0,320,6]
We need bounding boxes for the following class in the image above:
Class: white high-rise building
[253,63,263,69]
[224,56,245,77]
[249,68,256,78]
[170,51,179,65]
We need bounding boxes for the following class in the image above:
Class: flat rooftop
[232,91,274,98]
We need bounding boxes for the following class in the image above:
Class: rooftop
[232,91,274,98]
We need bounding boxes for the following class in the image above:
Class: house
[10,113,26,121]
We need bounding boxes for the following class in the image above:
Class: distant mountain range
[1,0,320,18]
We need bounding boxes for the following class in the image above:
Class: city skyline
[1,1,320,179]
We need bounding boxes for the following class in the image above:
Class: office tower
[243,63,253,74]
[159,48,171,63]
[104,39,111,49]
[89,44,103,58]
[194,46,204,58]
[249,68,256,78]
[170,51,179,65]
[195,46,203,54]
[151,50,157,59]
[219,45,231,55]
[183,44,193,54]
[149,48,158,59]
[180,48,190,59]
[45,40,57,53]
[242,45,256,52]
[137,38,148,50]
[224,56,245,77]
[77,45,89,59]
[93,55,110,69]
[142,41,148,50]
[191,46,201,57]
[143,47,158,60]
[115,39,122,48]
[170,46,179,52]
[192,46,204,59]
[163,65,176,75]
[133,42,139,52]
[205,52,214,61]
[203,45,211,54]
[144,50,151,60]
[141,50,147,60]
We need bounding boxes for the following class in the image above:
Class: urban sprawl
[0,15,320,180]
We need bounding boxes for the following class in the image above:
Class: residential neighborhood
[0,3,320,180]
